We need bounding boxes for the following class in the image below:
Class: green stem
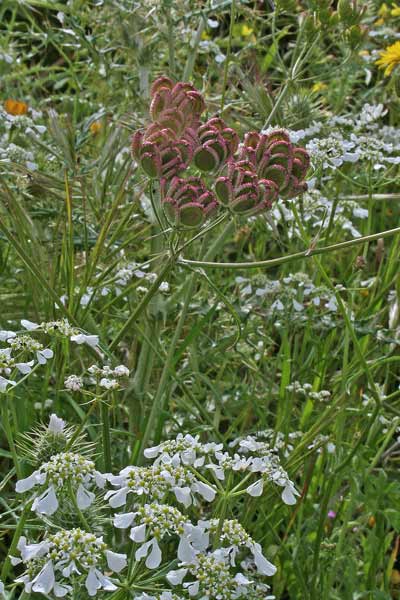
[220,0,235,111]
[109,255,176,352]
[137,222,235,460]
[101,400,112,472]
[137,273,197,461]
[179,224,400,270]
[1,399,22,479]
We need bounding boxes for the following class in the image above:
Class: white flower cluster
[65,363,130,392]
[20,319,99,348]
[234,271,340,331]
[0,332,53,392]
[16,452,105,516]
[14,529,126,597]
[203,518,276,576]
[167,549,260,599]
[114,502,207,569]
[207,447,299,506]
[143,433,298,507]
[77,259,170,309]
[105,459,216,509]
[0,319,102,392]
[286,103,400,173]
[144,433,223,466]
[0,105,46,171]
[286,381,331,402]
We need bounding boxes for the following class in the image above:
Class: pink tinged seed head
[161,176,219,228]
[150,76,174,97]
[293,147,311,179]
[131,130,144,160]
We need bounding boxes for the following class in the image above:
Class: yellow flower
[4,99,28,116]
[89,121,102,135]
[241,24,253,37]
[376,40,400,75]
[378,2,390,18]
[391,3,400,16]
[312,82,328,93]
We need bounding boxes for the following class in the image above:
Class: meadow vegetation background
[0,1,400,599]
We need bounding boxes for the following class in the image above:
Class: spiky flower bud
[160,176,219,227]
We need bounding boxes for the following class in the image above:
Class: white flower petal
[94,471,106,488]
[145,539,162,569]
[17,537,49,561]
[21,319,40,331]
[0,376,16,392]
[187,580,200,596]
[76,484,95,509]
[173,486,192,507]
[135,540,152,561]
[192,480,216,502]
[166,568,188,586]
[114,512,135,529]
[70,334,99,348]
[54,582,71,597]
[15,360,34,374]
[281,483,299,505]
[36,349,54,364]
[252,544,277,576]
[85,569,101,597]
[143,445,160,458]
[234,573,251,585]
[105,550,127,573]
[95,570,117,592]
[48,414,65,434]
[32,485,58,515]
[0,330,16,341]
[178,536,196,563]
[106,487,128,508]
[130,523,146,542]
[246,479,264,497]
[32,561,55,594]
[16,471,39,493]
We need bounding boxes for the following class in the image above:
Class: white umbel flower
[16,452,105,515]
[15,529,126,597]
